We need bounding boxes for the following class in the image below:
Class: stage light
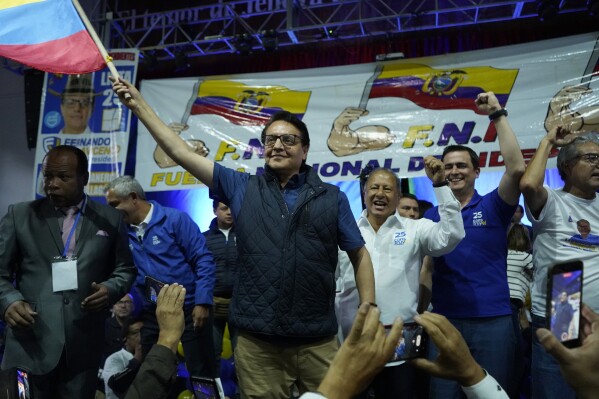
[261,30,278,52]
[234,34,253,55]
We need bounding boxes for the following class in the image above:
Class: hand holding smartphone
[385,322,428,365]
[546,261,583,348]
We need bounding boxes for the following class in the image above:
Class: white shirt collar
[357,209,406,231]
[133,203,154,237]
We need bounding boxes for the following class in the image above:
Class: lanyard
[62,197,86,258]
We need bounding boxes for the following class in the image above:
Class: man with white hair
[520,128,599,399]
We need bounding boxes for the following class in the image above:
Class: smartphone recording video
[190,376,223,399]
[144,276,166,304]
[16,368,31,399]
[385,322,428,365]
[546,261,583,348]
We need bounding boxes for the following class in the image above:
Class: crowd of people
[0,75,597,399]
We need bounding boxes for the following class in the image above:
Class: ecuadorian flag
[191,80,311,126]
[0,0,105,73]
[369,63,519,114]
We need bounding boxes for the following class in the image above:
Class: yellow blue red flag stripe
[0,0,105,73]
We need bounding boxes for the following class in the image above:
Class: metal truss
[102,0,590,62]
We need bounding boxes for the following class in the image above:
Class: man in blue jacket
[105,175,217,378]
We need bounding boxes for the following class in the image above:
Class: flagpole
[71,0,131,99]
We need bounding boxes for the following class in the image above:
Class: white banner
[137,34,599,192]
[33,49,139,198]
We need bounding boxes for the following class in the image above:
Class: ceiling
[102,0,593,61]
[1,0,593,75]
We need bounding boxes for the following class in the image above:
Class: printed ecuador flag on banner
[0,0,105,74]
[190,80,311,126]
[369,63,519,114]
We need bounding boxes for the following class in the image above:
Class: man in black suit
[0,145,136,398]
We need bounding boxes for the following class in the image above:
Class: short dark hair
[442,145,480,169]
[400,192,419,201]
[212,200,230,210]
[261,111,310,146]
[45,145,89,178]
[120,316,143,342]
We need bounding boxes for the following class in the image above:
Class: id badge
[51,256,78,292]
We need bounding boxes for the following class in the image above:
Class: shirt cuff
[433,184,456,204]
[461,372,508,399]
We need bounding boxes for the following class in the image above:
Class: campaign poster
[32,49,139,198]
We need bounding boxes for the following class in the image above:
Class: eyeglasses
[62,98,92,108]
[574,153,599,166]
[263,134,303,147]
[116,300,133,306]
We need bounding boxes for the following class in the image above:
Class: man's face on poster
[60,93,93,134]
[577,220,591,239]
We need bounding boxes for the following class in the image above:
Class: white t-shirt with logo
[526,187,599,317]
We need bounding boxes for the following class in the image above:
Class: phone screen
[548,265,582,346]
[190,376,221,399]
[144,276,165,304]
[385,322,428,365]
[17,369,30,399]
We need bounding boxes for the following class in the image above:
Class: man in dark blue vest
[112,78,376,399]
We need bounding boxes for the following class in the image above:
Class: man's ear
[81,171,89,186]
[563,162,574,180]
[302,144,310,160]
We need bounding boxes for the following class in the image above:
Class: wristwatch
[488,108,508,121]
